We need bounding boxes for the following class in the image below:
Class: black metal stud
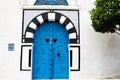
[45,38,49,42]
[57,52,61,57]
[53,38,57,43]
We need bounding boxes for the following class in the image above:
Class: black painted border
[70,46,80,71]
[20,45,80,71]
[22,9,80,44]
[24,12,77,43]
[21,9,80,72]
[20,45,32,71]
[21,10,24,43]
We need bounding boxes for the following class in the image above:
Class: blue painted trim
[34,0,68,5]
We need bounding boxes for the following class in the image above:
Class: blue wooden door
[32,22,69,79]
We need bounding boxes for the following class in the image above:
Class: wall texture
[0,0,120,80]
[79,0,120,79]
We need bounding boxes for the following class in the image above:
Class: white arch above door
[24,12,78,44]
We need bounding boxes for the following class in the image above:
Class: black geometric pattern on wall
[24,12,78,43]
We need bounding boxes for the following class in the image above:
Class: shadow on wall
[100,34,120,78]
[102,75,120,79]
[107,34,120,49]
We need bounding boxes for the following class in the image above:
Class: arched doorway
[32,22,69,79]
[25,12,77,44]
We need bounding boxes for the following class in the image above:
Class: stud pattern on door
[32,22,69,79]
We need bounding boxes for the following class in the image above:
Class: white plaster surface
[0,0,120,80]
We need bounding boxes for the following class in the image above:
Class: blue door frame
[32,22,69,79]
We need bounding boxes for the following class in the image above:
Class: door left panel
[32,23,50,79]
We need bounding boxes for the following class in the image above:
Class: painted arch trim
[24,12,78,43]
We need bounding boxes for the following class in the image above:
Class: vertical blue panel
[32,22,51,79]
[32,22,69,79]
[52,22,69,79]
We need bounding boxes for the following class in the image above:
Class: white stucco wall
[0,0,120,80]
[79,0,120,79]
